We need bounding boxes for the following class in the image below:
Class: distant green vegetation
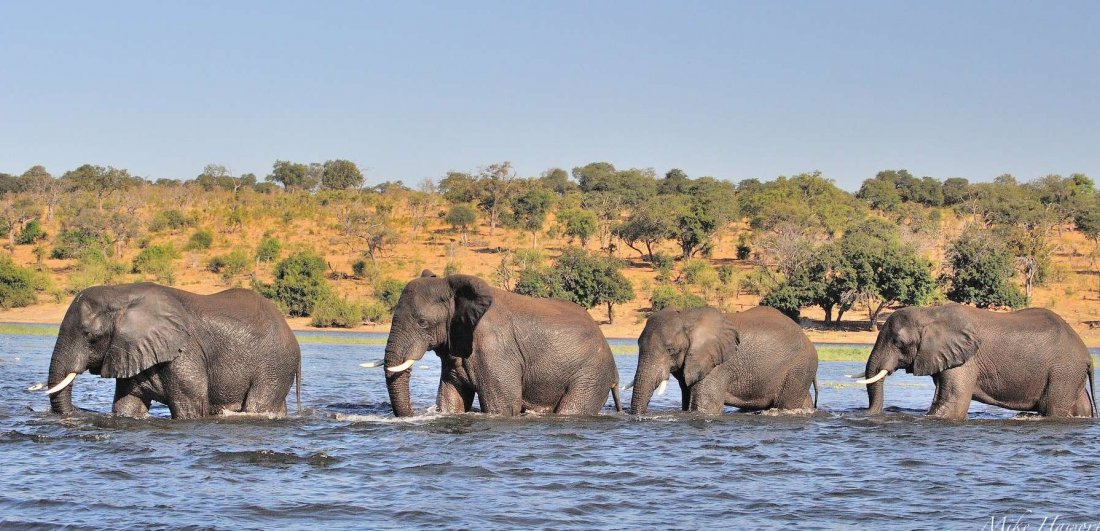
[1,159,1099,335]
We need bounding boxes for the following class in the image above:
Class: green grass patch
[816,345,872,362]
[0,323,60,336]
[294,334,388,346]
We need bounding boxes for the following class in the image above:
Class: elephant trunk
[863,340,897,416]
[629,359,669,415]
[382,327,427,418]
[385,369,414,417]
[47,334,86,416]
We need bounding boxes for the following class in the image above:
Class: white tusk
[622,383,633,391]
[855,369,889,385]
[26,383,46,392]
[46,373,77,395]
[385,360,415,373]
[656,380,668,396]
[359,359,384,368]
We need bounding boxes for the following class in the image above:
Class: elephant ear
[682,312,740,386]
[447,275,493,358]
[912,316,981,376]
[100,289,190,379]
[420,269,438,278]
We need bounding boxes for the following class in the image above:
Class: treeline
[0,160,1097,330]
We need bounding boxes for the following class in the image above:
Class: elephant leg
[687,369,727,414]
[1069,389,1092,417]
[241,380,291,417]
[1040,372,1089,418]
[775,368,812,410]
[437,379,474,414]
[476,383,523,416]
[555,382,608,415]
[927,367,976,420]
[112,381,150,418]
[677,377,691,411]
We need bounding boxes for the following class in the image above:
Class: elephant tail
[295,355,302,416]
[610,383,623,414]
[813,377,819,409]
[1088,364,1097,419]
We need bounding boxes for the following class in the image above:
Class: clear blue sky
[2,1,1097,190]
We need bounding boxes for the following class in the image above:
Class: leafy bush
[360,300,389,324]
[255,235,282,264]
[207,248,251,281]
[0,256,47,309]
[760,283,806,319]
[148,209,196,233]
[650,285,706,313]
[374,278,407,311]
[51,228,107,259]
[444,261,460,276]
[736,233,752,260]
[310,294,365,328]
[132,244,180,284]
[255,251,332,317]
[16,219,46,245]
[351,259,380,282]
[67,250,128,293]
[185,229,214,250]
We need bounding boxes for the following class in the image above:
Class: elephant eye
[417,319,430,329]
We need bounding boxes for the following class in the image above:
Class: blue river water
[1,331,1097,529]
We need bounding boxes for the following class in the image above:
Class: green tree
[942,228,1026,308]
[266,160,317,191]
[650,284,706,312]
[476,162,518,237]
[255,235,282,264]
[613,198,678,262]
[942,177,971,206]
[510,185,554,248]
[185,229,214,250]
[255,251,332,316]
[15,219,46,245]
[548,248,635,324]
[445,204,478,244]
[539,168,576,195]
[132,244,181,285]
[556,207,597,247]
[0,256,47,309]
[207,248,251,282]
[320,159,364,190]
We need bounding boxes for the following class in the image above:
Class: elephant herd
[41,275,1097,421]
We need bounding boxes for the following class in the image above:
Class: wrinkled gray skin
[863,304,1097,419]
[383,271,620,417]
[631,306,819,415]
[47,283,301,419]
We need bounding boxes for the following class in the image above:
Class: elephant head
[630,307,739,414]
[46,283,190,415]
[383,271,492,417]
[861,305,981,414]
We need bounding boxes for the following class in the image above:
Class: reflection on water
[0,332,1097,528]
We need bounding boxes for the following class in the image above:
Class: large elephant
[630,306,818,415]
[45,283,301,419]
[855,304,1097,419]
[381,271,621,417]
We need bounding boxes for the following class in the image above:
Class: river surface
[1,331,1098,529]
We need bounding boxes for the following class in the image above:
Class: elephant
[630,306,819,415]
[381,271,621,417]
[45,283,301,420]
[855,304,1097,419]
